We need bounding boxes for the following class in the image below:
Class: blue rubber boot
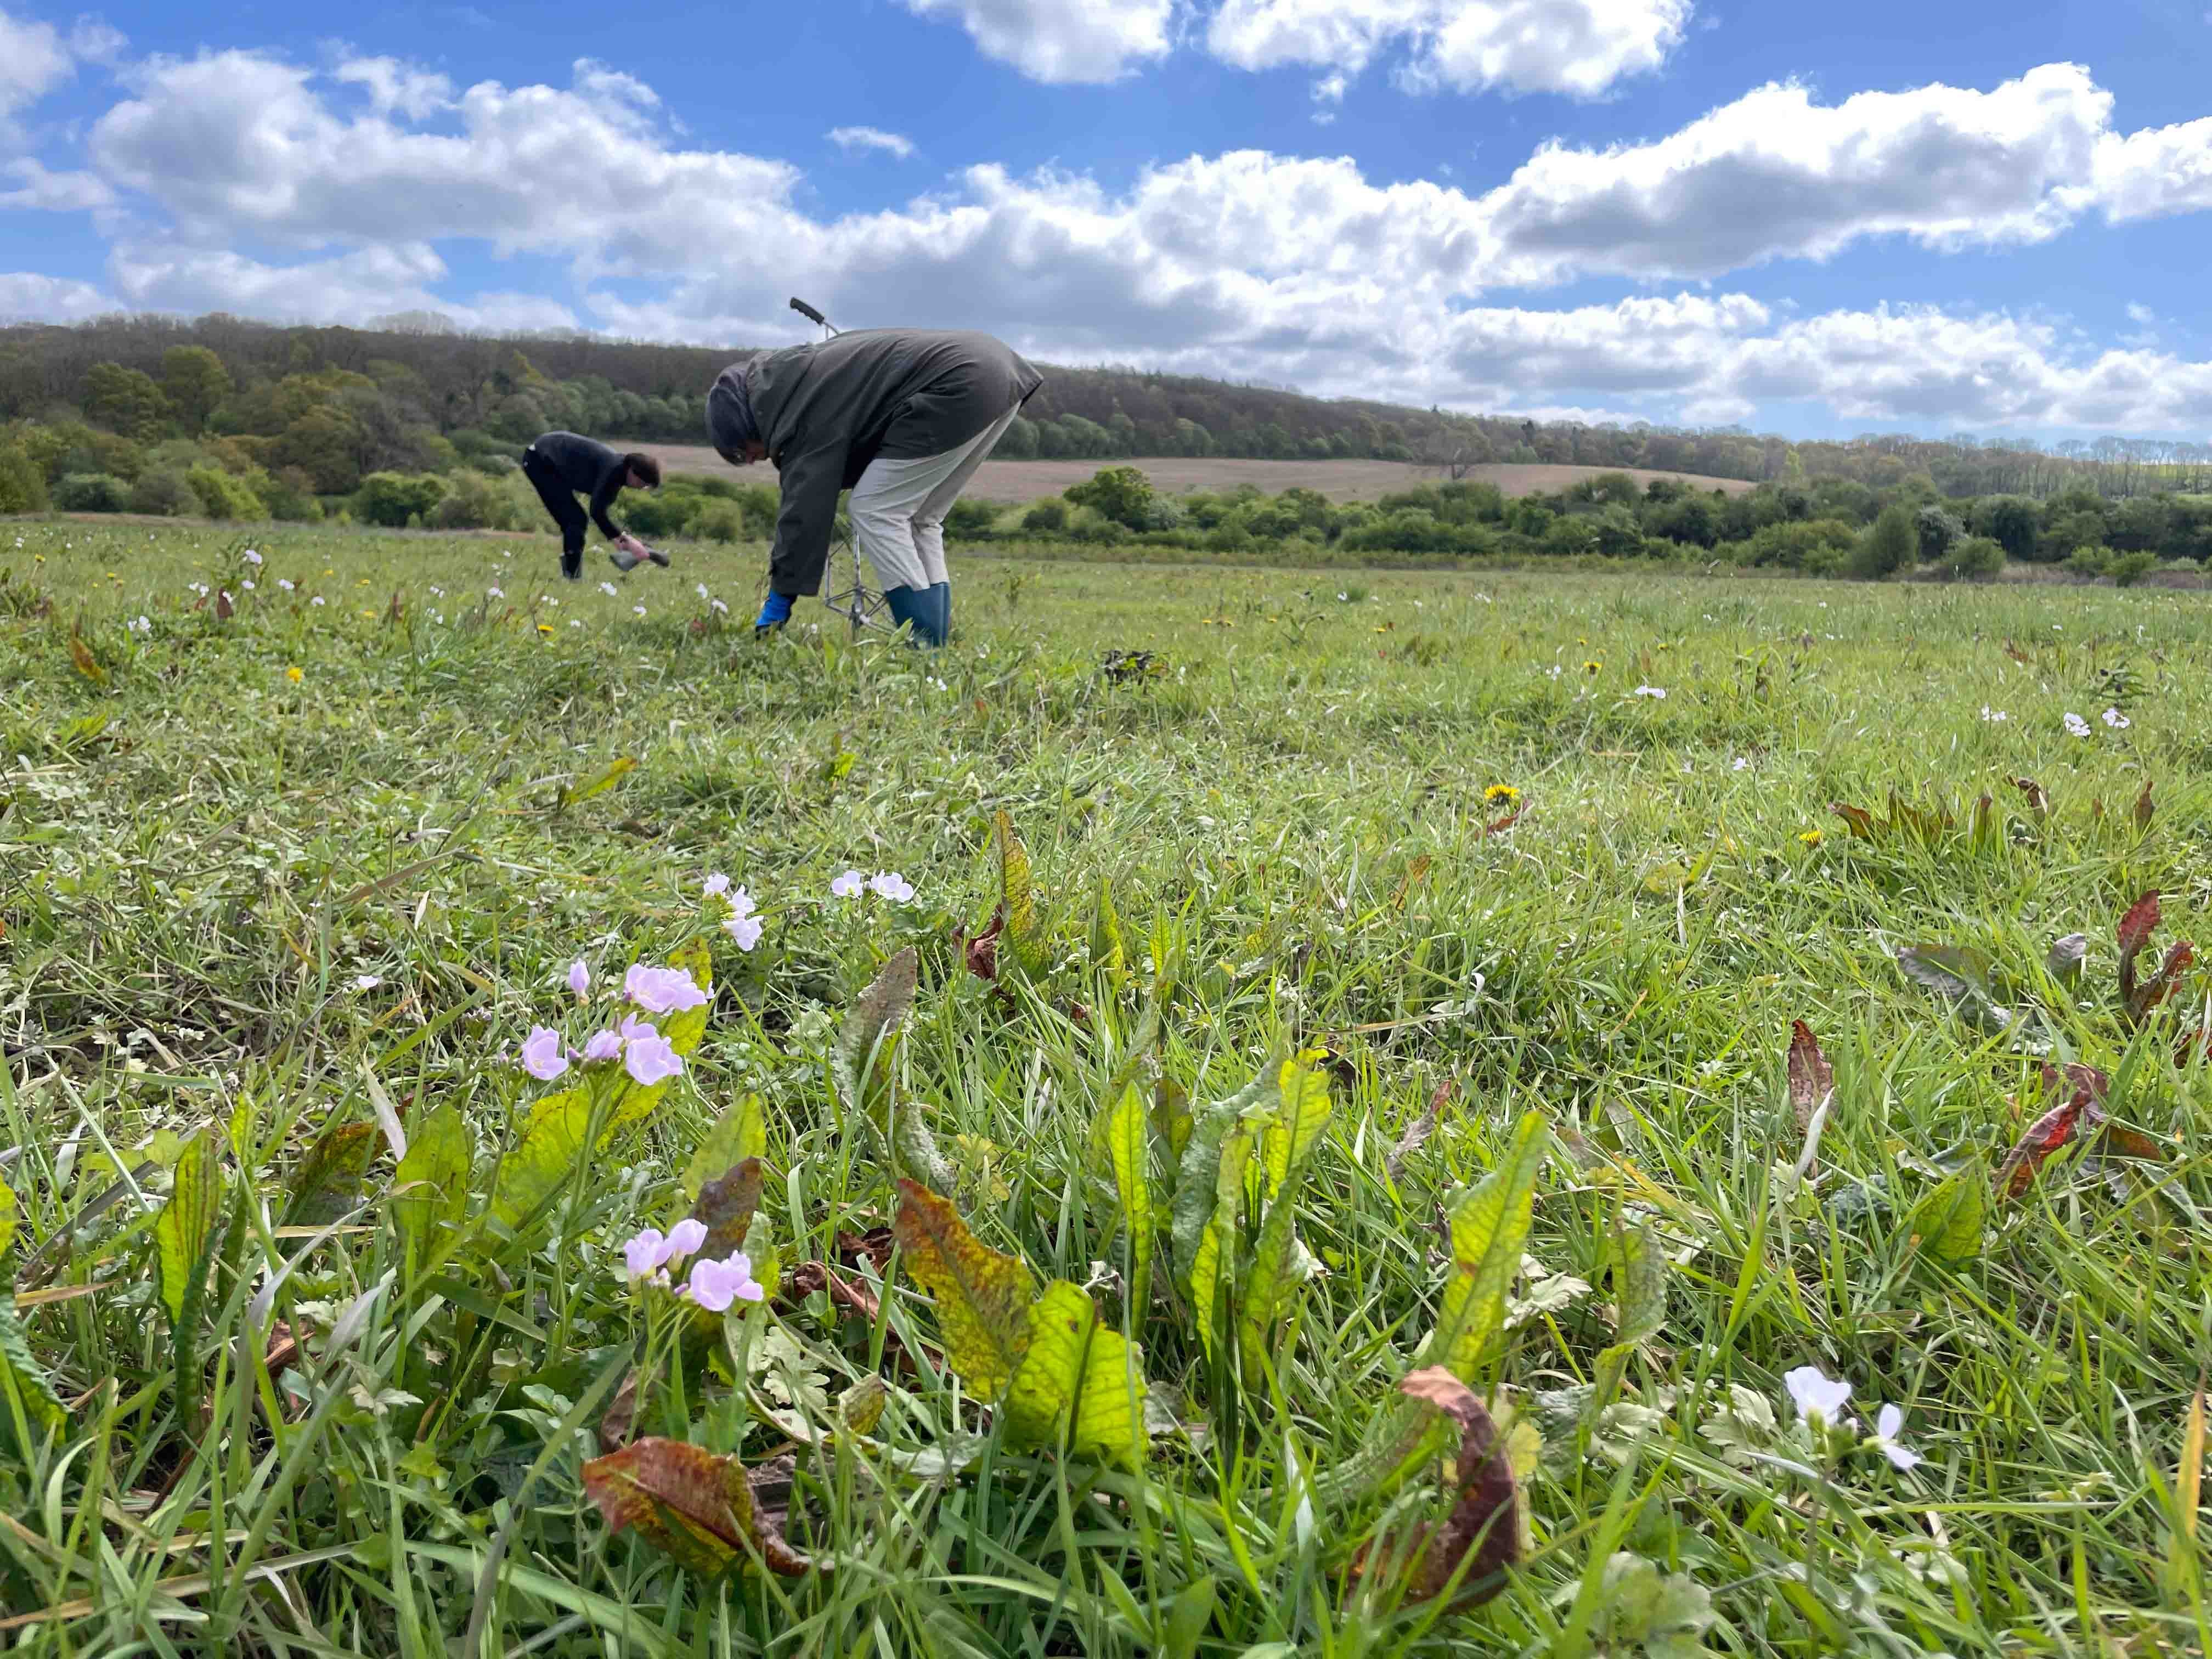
[883,584,945,647]
[754,591,793,637]
[928,581,951,642]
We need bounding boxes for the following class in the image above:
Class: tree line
[3,312,2207,510]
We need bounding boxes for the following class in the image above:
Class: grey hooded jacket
[707,329,1043,597]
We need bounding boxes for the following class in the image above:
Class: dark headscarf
[706,359,761,463]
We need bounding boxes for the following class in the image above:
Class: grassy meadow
[1,515,2209,1656]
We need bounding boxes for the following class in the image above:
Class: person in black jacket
[520,433,667,579]
[704,330,1042,645]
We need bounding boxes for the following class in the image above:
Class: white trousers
[847,402,1020,592]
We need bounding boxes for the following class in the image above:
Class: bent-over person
[704,329,1043,646]
[521,432,666,580]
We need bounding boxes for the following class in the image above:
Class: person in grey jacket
[706,329,1043,646]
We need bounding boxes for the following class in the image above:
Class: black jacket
[710,331,1043,596]
[526,432,631,542]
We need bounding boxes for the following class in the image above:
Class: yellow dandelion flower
[537,622,555,635]
[285,665,303,684]
[1583,659,1602,674]
[1797,829,1824,848]
[1484,783,1521,807]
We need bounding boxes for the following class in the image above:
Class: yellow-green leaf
[658,944,714,1059]
[284,1119,379,1228]
[835,948,917,1123]
[392,1104,470,1267]
[1607,1220,1668,1347]
[564,755,636,806]
[1262,1054,1332,1197]
[1002,1281,1148,1468]
[69,630,108,686]
[156,1130,224,1329]
[1188,1121,1256,1359]
[1102,1082,1155,1322]
[1907,1162,1986,1264]
[995,811,1043,974]
[683,1096,768,1203]
[492,1088,591,1228]
[1092,878,1126,980]
[1235,1176,1303,1385]
[1431,1112,1548,1380]
[0,1297,67,1444]
[894,1181,1034,1401]
[0,1172,19,1259]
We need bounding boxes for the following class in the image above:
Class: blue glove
[754,592,793,630]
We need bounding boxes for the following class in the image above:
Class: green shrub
[129,469,195,517]
[354,471,449,528]
[944,499,1000,540]
[0,442,50,513]
[1020,499,1068,534]
[1849,504,1917,579]
[187,465,268,521]
[696,501,746,543]
[1064,465,1155,530]
[53,472,133,512]
[623,491,696,539]
[2108,549,2159,588]
[429,470,522,531]
[1941,534,2005,582]
[1064,505,1130,544]
[2064,544,2112,580]
[263,467,324,523]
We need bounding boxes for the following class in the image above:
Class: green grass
[2,515,2209,1656]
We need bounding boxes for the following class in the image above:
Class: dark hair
[624,452,662,489]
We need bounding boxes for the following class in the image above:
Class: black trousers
[522,449,588,579]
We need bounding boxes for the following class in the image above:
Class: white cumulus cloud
[894,0,1173,83]
[1207,0,1691,98]
[828,125,916,160]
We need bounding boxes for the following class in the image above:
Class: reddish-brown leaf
[1348,1367,1520,1607]
[2134,779,2155,831]
[2118,891,2162,1014]
[1786,1022,1834,1137]
[776,1261,829,1305]
[580,1438,816,1577]
[689,1158,764,1260]
[597,1370,640,1454]
[956,905,1005,984]
[1830,801,1879,840]
[2012,776,2051,821]
[1387,1078,1455,1184]
[2179,1026,2212,1069]
[2003,639,2033,665]
[1995,1087,2092,1200]
[215,589,234,620]
[836,1228,896,1271]
[1481,805,1522,837]
[826,1267,882,1323]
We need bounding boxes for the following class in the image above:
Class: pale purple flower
[633,604,647,617]
[695,583,710,600]
[600,582,618,597]
[1633,685,1667,700]
[868,871,915,904]
[830,870,865,899]
[1785,1365,1854,1427]
[2102,707,2130,730]
[624,1030,683,1087]
[581,1028,624,1062]
[241,579,255,591]
[311,596,326,607]
[488,585,504,599]
[242,548,262,566]
[709,599,728,616]
[567,958,591,996]
[682,1252,765,1312]
[619,1012,657,1042]
[519,1025,569,1082]
[622,1227,671,1277]
[703,872,731,898]
[624,963,708,1014]
[726,885,757,919]
[1979,705,2007,723]
[724,913,764,951]
[1870,1403,1920,1471]
[665,1218,708,1258]
[2063,712,2091,738]
[277,578,295,592]
[352,974,382,991]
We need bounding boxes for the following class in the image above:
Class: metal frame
[788,296,890,637]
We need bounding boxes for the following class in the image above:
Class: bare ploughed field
[632,445,1759,505]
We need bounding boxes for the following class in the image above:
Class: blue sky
[3,0,2210,441]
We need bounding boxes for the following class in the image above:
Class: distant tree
[1970,494,2040,561]
[82,363,172,441]
[1940,534,2005,582]
[994,414,1039,460]
[161,346,233,432]
[354,470,449,527]
[1849,504,1917,579]
[1063,465,1156,531]
[1913,504,1963,562]
[0,440,50,512]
